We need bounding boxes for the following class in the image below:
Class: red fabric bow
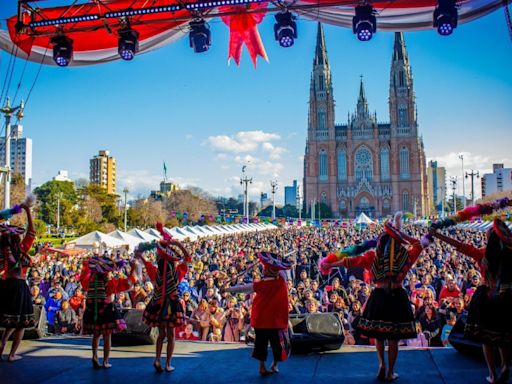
[220,3,268,66]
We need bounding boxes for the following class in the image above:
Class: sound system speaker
[289,312,344,353]
[448,313,483,358]
[112,309,159,345]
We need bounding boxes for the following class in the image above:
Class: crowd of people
[23,223,486,347]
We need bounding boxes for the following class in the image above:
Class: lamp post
[240,166,252,224]
[270,180,278,221]
[450,176,457,215]
[465,170,480,206]
[0,97,24,210]
[56,192,63,231]
[459,154,466,208]
[123,187,129,232]
[296,183,301,223]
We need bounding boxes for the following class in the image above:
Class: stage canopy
[0,0,505,66]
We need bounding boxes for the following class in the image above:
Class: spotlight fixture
[352,5,377,41]
[118,27,140,60]
[51,35,73,67]
[189,20,211,53]
[274,11,297,48]
[433,0,458,36]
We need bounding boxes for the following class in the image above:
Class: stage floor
[0,337,490,384]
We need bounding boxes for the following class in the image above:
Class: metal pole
[123,187,129,231]
[270,180,277,221]
[465,170,480,206]
[450,177,457,215]
[459,154,466,208]
[57,192,61,230]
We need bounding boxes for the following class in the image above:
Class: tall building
[0,124,32,188]
[260,192,271,209]
[481,163,512,197]
[427,161,446,213]
[90,150,116,194]
[303,25,428,218]
[284,180,297,206]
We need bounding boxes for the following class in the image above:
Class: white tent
[128,228,160,242]
[165,227,188,241]
[144,228,162,238]
[108,230,144,251]
[355,212,375,225]
[69,231,127,250]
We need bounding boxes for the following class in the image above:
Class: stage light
[189,20,211,53]
[274,11,297,48]
[51,35,73,67]
[433,0,458,36]
[352,5,377,41]
[118,27,140,60]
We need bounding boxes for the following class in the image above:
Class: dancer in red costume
[0,196,36,362]
[80,249,137,368]
[430,197,512,384]
[137,223,191,373]
[223,251,291,376]
[321,213,432,381]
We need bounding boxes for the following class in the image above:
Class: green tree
[33,180,77,226]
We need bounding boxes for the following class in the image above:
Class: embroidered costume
[80,256,133,334]
[432,219,512,347]
[338,222,425,340]
[142,224,190,328]
[251,252,291,363]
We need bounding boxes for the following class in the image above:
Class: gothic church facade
[304,24,428,218]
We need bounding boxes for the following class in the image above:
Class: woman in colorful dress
[137,223,191,373]
[80,250,136,368]
[320,213,432,381]
[429,198,512,383]
[0,197,36,362]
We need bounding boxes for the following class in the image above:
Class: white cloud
[207,130,281,153]
[262,142,287,160]
[117,170,199,199]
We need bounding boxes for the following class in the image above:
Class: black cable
[0,44,16,105]
[1,45,19,107]
[24,46,49,110]
[12,57,30,106]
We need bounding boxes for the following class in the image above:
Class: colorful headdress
[319,237,378,276]
[431,197,511,230]
[87,256,116,274]
[257,251,292,271]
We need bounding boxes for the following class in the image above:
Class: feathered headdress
[431,197,511,230]
[319,238,378,276]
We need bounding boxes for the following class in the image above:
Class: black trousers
[252,328,283,363]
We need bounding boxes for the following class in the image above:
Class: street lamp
[270,180,278,221]
[56,192,63,232]
[459,154,466,208]
[465,170,480,206]
[450,176,457,215]
[123,187,129,232]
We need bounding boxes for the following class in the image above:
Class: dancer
[320,213,432,381]
[223,251,291,376]
[80,247,137,368]
[137,223,191,373]
[430,198,512,384]
[0,196,36,362]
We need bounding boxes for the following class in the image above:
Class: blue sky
[1,4,511,203]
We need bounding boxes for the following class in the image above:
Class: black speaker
[112,309,159,345]
[448,313,483,358]
[289,312,344,353]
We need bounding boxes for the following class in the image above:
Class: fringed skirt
[357,288,417,340]
[82,300,126,335]
[0,278,35,329]
[143,296,184,328]
[465,285,512,347]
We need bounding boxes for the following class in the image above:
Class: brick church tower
[304,24,428,218]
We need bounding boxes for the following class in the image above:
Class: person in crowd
[224,252,291,376]
[441,312,457,348]
[321,213,432,381]
[138,224,191,373]
[69,288,85,313]
[177,323,200,341]
[418,304,441,346]
[31,285,46,307]
[222,297,244,342]
[80,249,136,369]
[191,299,210,341]
[45,290,63,334]
[130,283,147,307]
[431,211,512,384]
[0,197,37,362]
[114,291,132,311]
[55,300,77,334]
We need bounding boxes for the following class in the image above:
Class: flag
[163,161,168,180]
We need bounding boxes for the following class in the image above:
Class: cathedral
[303,24,428,219]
